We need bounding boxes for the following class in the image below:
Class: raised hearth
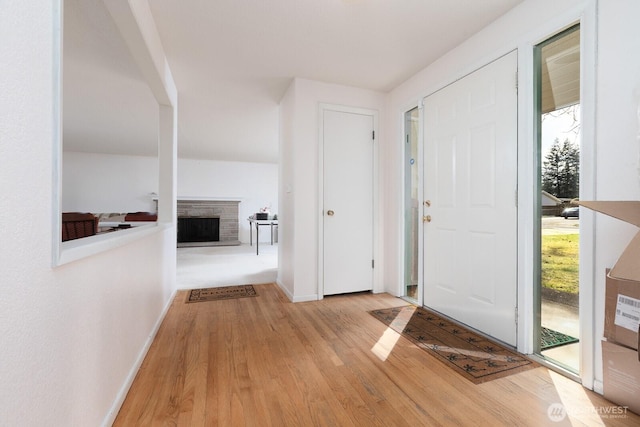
[177,199,240,247]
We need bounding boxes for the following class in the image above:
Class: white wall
[385,0,593,382]
[384,0,588,297]
[279,78,386,301]
[0,2,177,426]
[278,80,296,298]
[178,158,278,243]
[384,0,640,392]
[592,0,640,389]
[63,151,159,213]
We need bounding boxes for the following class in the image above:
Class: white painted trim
[397,107,409,299]
[396,2,595,114]
[416,104,425,307]
[53,0,178,267]
[103,0,177,106]
[317,103,380,299]
[100,288,178,427]
[292,294,321,303]
[517,40,535,356]
[396,107,409,298]
[276,279,294,301]
[51,0,63,267]
[577,0,598,391]
[278,274,317,302]
[515,0,597,388]
[58,223,169,266]
[398,103,424,304]
[177,196,244,202]
[593,379,603,395]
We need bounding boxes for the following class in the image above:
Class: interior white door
[322,108,374,296]
[423,51,518,346]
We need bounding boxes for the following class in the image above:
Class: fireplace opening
[177,217,220,243]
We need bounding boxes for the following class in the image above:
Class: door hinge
[372,259,375,268]
[515,71,519,92]
[372,130,375,140]
[515,306,518,325]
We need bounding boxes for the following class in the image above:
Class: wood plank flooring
[114,283,639,426]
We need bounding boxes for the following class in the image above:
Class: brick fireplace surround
[177,199,240,247]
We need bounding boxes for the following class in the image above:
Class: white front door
[322,107,374,296]
[423,51,518,346]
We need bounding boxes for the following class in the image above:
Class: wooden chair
[62,212,98,241]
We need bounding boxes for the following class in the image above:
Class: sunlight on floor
[371,306,416,361]
[371,327,402,361]
[548,371,625,426]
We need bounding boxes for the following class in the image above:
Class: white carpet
[177,243,278,289]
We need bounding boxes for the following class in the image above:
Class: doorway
[422,51,519,346]
[534,26,581,373]
[320,105,376,296]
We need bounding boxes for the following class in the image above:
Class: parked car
[561,206,579,219]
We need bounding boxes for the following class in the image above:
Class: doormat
[186,285,258,303]
[541,327,579,350]
[369,306,538,384]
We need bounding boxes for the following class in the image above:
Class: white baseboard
[593,379,604,395]
[275,279,293,301]
[292,293,320,302]
[275,279,319,302]
[101,289,177,427]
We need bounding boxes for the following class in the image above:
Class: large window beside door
[534,25,581,373]
[404,107,420,302]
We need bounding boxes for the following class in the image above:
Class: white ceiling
[63,0,525,164]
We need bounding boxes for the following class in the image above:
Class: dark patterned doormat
[369,306,538,384]
[186,285,258,303]
[541,327,579,350]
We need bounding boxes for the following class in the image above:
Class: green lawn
[541,233,579,294]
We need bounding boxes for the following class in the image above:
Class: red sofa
[124,212,158,221]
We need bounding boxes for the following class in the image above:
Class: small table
[248,218,278,255]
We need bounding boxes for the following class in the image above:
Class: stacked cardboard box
[580,201,640,414]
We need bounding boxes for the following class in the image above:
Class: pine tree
[542,138,580,198]
[542,139,561,196]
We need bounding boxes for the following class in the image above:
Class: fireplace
[177,217,220,243]
[176,199,240,247]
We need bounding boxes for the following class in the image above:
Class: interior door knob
[327,210,335,216]
[423,215,432,222]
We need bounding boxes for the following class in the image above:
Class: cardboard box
[602,340,640,415]
[605,272,640,350]
[580,201,640,413]
[580,201,640,351]
[579,201,640,282]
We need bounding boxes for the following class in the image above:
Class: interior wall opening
[59,0,159,245]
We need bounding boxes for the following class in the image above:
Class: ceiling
[63,0,525,164]
[541,28,581,114]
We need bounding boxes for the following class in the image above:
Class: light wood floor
[114,283,638,426]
